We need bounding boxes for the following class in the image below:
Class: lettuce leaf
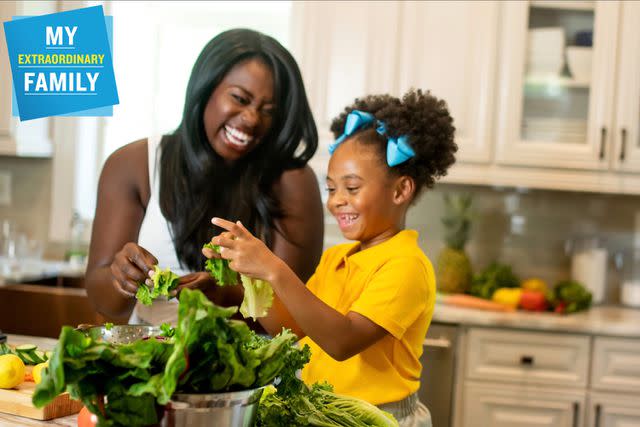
[203,243,238,285]
[203,243,274,320]
[240,276,274,321]
[135,265,179,306]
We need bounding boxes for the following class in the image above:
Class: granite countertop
[0,335,77,427]
[433,303,640,338]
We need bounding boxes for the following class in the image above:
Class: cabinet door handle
[520,355,534,366]
[620,128,627,162]
[599,127,607,160]
[572,402,580,427]
[594,403,601,427]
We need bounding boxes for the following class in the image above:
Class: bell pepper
[492,287,522,309]
[519,290,548,312]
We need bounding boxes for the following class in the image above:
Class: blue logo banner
[3,5,119,121]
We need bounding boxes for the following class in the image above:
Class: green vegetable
[549,280,592,314]
[240,275,274,321]
[469,262,520,299]
[258,343,398,427]
[135,265,180,306]
[203,242,274,320]
[105,322,114,331]
[32,327,173,426]
[203,243,238,286]
[160,323,175,338]
[33,289,304,426]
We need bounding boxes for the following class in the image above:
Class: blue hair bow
[328,110,415,167]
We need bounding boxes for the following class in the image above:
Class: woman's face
[203,58,276,161]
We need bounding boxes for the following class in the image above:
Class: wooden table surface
[0,334,78,427]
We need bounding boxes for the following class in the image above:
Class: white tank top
[130,135,189,325]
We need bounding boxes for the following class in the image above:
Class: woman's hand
[209,217,284,283]
[110,242,157,298]
[175,272,216,294]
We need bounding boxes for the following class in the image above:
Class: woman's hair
[330,89,457,201]
[160,28,317,271]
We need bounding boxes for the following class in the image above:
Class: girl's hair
[160,28,317,271]
[330,89,457,200]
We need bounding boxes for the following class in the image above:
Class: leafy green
[33,289,304,426]
[258,342,399,427]
[160,323,175,338]
[469,262,520,299]
[32,327,172,426]
[104,322,114,331]
[240,275,274,320]
[155,289,299,402]
[203,242,274,320]
[203,243,239,285]
[135,265,180,305]
[549,280,592,313]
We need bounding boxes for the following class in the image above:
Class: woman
[85,29,324,325]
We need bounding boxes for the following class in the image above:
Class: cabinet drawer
[592,336,640,393]
[466,328,590,387]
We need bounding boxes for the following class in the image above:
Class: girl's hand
[210,217,283,283]
[110,242,158,298]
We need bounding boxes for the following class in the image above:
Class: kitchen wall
[325,181,640,305]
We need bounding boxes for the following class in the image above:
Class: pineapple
[436,194,473,294]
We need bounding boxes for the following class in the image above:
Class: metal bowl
[161,386,267,427]
[80,324,164,344]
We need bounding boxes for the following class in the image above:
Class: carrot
[440,294,516,312]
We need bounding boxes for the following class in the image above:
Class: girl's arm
[211,218,388,362]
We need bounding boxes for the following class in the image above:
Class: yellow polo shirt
[300,230,435,405]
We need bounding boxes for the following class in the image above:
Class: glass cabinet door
[612,0,640,173]
[495,1,619,170]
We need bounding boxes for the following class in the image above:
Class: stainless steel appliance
[418,323,460,427]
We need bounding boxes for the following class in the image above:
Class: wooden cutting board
[0,374,83,420]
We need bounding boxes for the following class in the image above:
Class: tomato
[77,406,98,427]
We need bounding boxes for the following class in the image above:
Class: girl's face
[326,139,404,250]
[203,58,276,162]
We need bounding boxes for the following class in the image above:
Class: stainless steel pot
[161,386,267,427]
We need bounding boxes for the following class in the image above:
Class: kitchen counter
[433,303,640,338]
[0,335,77,426]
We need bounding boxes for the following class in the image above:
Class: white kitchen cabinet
[495,1,619,170]
[462,381,585,427]
[611,0,640,174]
[0,1,53,158]
[587,392,640,427]
[397,1,499,164]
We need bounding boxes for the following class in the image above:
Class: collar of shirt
[337,229,419,271]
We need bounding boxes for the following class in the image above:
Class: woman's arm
[85,140,156,319]
[212,219,388,362]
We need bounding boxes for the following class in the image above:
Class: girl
[85,29,324,325]
[206,89,457,426]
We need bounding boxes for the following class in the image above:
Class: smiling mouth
[223,124,254,148]
[336,213,359,228]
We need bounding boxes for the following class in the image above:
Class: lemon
[0,354,25,389]
[32,361,49,385]
[521,278,548,293]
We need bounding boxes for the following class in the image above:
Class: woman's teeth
[224,125,253,147]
